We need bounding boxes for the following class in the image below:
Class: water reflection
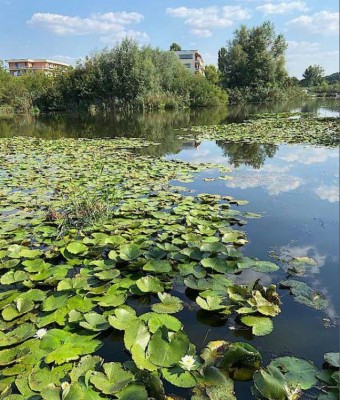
[216,141,278,169]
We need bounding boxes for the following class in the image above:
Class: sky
[0,0,338,78]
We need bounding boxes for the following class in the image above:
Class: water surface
[1,98,338,398]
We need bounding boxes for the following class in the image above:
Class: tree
[169,43,182,51]
[325,72,340,84]
[204,65,221,86]
[218,21,288,89]
[302,65,325,86]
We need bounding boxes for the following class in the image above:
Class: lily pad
[240,316,274,336]
[148,327,190,368]
[151,293,183,314]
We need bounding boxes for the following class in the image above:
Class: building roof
[5,59,70,67]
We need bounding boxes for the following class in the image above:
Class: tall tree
[169,43,182,51]
[302,65,325,86]
[204,65,221,86]
[218,21,288,89]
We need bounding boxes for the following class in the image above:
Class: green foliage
[302,65,325,87]
[218,21,288,90]
[170,43,182,51]
[205,65,221,86]
[0,41,227,113]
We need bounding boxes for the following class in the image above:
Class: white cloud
[286,11,339,35]
[287,40,320,52]
[286,41,340,77]
[100,30,149,44]
[27,12,148,43]
[256,1,308,15]
[166,6,251,36]
[315,185,339,203]
[190,29,213,38]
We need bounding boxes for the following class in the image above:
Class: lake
[0,98,339,399]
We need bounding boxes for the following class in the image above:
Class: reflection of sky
[227,173,302,195]
[168,139,339,321]
[169,141,339,200]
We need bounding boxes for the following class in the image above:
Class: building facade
[174,50,205,76]
[6,59,70,76]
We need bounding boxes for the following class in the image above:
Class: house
[5,59,70,76]
[174,50,205,76]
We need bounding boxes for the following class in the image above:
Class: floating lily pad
[280,279,329,310]
[240,316,274,336]
[151,293,183,314]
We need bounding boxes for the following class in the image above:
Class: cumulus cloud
[190,29,213,38]
[315,185,339,203]
[286,40,340,77]
[286,11,339,35]
[256,1,308,15]
[166,6,251,36]
[100,30,149,44]
[27,11,148,43]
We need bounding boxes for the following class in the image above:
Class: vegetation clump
[189,113,340,147]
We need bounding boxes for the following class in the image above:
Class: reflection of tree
[216,141,278,169]
[0,108,229,157]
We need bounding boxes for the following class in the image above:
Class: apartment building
[6,59,70,76]
[174,50,205,76]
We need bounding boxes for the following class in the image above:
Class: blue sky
[0,0,338,77]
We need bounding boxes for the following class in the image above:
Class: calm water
[1,98,339,398]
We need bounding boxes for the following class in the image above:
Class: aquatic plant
[189,113,340,147]
[0,134,337,399]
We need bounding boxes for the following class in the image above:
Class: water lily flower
[179,355,197,371]
[61,382,70,391]
[34,328,47,339]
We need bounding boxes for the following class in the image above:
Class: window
[179,54,193,60]
[184,63,191,68]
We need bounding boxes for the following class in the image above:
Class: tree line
[1,21,338,115]
[0,40,227,114]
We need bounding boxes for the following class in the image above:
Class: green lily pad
[141,313,182,333]
[148,327,190,368]
[280,280,329,310]
[136,276,164,293]
[119,244,142,261]
[269,356,318,390]
[116,383,148,400]
[219,342,262,381]
[162,366,197,388]
[79,313,110,332]
[241,316,274,336]
[143,260,172,274]
[90,362,134,395]
[196,295,226,311]
[66,242,88,255]
[151,293,183,314]
[0,323,36,347]
[324,353,340,368]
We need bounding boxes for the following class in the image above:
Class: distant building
[5,59,70,76]
[174,50,205,76]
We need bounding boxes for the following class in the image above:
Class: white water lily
[179,355,196,371]
[34,328,47,339]
[61,382,70,391]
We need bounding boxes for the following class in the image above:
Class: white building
[174,50,205,76]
